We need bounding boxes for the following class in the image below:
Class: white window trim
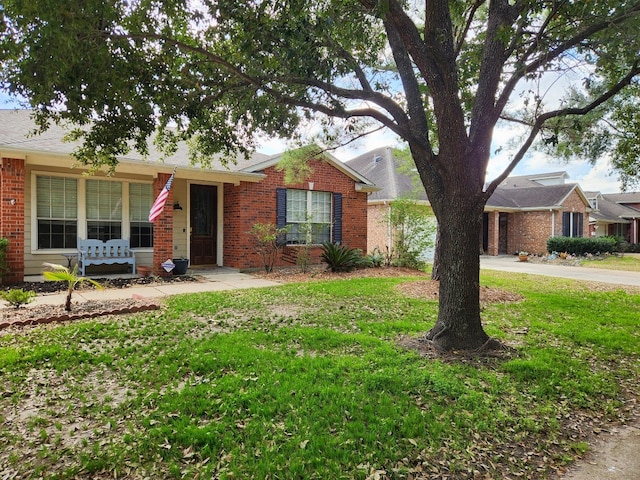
[31,171,153,254]
[286,189,332,246]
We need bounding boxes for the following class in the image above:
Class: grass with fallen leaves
[580,253,640,272]
[0,272,638,479]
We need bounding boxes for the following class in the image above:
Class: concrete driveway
[480,255,640,287]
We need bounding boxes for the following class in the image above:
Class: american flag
[148,169,176,222]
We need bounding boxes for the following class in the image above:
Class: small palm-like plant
[42,263,103,311]
[320,242,362,272]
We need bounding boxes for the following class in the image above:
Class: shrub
[546,236,618,256]
[366,247,385,268]
[248,223,290,273]
[387,200,435,269]
[0,288,36,309]
[320,242,362,272]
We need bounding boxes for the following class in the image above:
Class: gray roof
[487,183,581,209]
[589,195,637,223]
[0,109,270,171]
[498,171,569,189]
[603,192,640,206]
[344,146,428,202]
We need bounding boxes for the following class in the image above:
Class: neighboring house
[586,191,640,245]
[0,110,376,283]
[345,146,434,257]
[484,173,591,255]
[346,147,601,257]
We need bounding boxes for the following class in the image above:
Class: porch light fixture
[173,202,183,210]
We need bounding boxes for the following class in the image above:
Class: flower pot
[137,266,152,277]
[518,255,528,262]
[172,258,189,275]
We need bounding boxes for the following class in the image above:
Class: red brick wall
[0,158,25,284]
[152,173,174,276]
[223,160,368,270]
[507,210,553,255]
[497,189,589,256]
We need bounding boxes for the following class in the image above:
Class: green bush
[0,288,36,309]
[546,236,618,255]
[320,242,362,272]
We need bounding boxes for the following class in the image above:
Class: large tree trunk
[425,197,491,352]
[430,229,441,281]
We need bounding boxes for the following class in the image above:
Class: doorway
[190,185,217,265]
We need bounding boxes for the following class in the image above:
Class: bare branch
[496,2,640,115]
[485,62,640,199]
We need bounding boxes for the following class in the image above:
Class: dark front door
[190,185,217,265]
[498,213,509,255]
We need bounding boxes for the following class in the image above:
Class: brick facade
[367,203,391,255]
[223,160,368,270]
[484,189,589,256]
[0,157,26,284]
[151,173,174,276]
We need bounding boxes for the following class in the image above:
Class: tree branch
[484,62,640,199]
[496,2,640,116]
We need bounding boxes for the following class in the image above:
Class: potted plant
[172,257,189,275]
[518,251,529,262]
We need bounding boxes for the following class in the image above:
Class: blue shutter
[276,188,287,246]
[562,212,570,237]
[333,192,342,244]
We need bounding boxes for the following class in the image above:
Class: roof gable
[487,183,590,210]
[344,146,428,202]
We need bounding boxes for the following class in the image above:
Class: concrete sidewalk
[481,255,640,287]
[28,269,282,307]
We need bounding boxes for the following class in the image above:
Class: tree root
[413,335,517,360]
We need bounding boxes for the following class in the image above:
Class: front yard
[1,270,638,479]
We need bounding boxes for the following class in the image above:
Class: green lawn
[581,253,640,272]
[1,272,638,479]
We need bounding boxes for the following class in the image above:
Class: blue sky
[1,91,621,193]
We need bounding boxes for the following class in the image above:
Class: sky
[1,90,623,194]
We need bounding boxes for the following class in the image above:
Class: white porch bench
[78,239,136,276]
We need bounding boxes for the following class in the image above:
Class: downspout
[387,201,392,254]
[550,209,555,237]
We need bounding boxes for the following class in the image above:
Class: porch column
[486,211,500,256]
[0,157,25,284]
[152,172,174,276]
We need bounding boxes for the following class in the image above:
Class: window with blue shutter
[278,188,335,244]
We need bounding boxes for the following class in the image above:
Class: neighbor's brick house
[345,148,621,258]
[0,110,376,283]
[484,173,591,255]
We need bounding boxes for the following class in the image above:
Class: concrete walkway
[481,255,640,287]
[28,268,282,307]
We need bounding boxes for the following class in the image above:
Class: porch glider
[78,239,136,276]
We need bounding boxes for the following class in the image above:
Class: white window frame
[285,189,332,245]
[31,172,154,254]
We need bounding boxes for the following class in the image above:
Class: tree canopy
[2,0,639,351]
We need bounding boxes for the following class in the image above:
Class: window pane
[86,180,122,221]
[285,189,332,245]
[130,183,153,222]
[311,191,332,223]
[87,221,122,242]
[131,222,153,248]
[286,189,307,222]
[36,176,78,248]
[37,220,77,249]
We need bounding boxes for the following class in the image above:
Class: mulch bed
[0,274,203,331]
